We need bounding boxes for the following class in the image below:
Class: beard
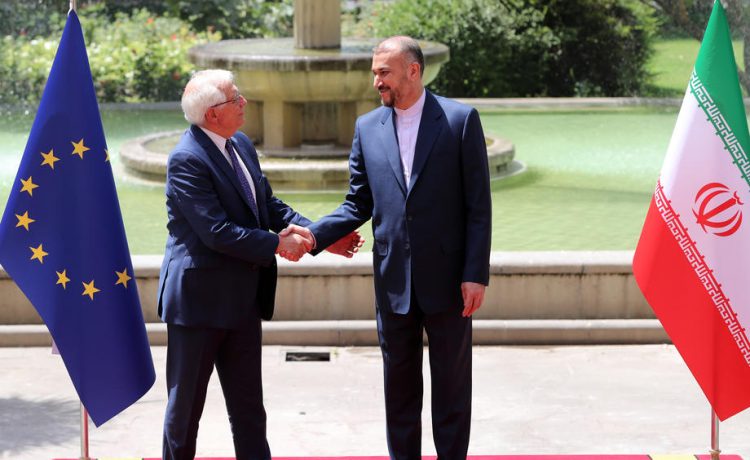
[378,87,396,107]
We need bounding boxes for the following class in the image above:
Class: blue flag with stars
[0,11,155,426]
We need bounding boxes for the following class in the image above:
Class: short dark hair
[375,36,425,76]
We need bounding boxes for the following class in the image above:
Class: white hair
[181,69,235,125]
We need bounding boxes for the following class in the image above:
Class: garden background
[0,0,743,253]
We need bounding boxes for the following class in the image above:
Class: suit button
[407,215,413,221]
[404,243,410,251]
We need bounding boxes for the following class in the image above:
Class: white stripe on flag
[659,76,750,364]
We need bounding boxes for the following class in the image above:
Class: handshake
[275,224,364,262]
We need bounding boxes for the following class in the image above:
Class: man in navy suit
[157,69,361,460]
[302,36,492,459]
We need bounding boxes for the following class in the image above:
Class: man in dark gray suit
[299,36,492,459]
[157,69,361,460]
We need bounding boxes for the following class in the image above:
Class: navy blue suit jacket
[308,91,492,314]
[157,125,310,327]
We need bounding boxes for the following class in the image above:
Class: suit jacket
[157,125,310,327]
[308,91,492,315]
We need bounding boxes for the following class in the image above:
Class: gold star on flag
[29,244,48,263]
[56,270,70,289]
[105,149,110,162]
[82,280,100,300]
[115,268,132,288]
[20,177,38,196]
[15,211,35,231]
[71,138,90,159]
[41,149,60,169]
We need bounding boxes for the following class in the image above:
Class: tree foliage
[371,0,658,97]
[165,0,293,39]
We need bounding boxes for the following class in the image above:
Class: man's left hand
[461,282,485,317]
[326,230,364,258]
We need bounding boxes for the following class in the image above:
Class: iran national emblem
[692,182,744,237]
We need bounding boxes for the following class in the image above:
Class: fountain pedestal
[188,0,449,156]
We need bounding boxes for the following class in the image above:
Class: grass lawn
[646,38,745,96]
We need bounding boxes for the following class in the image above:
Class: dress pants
[376,297,472,460]
[162,321,270,460]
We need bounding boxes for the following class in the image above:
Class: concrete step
[0,319,668,347]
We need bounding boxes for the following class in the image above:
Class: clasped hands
[276,224,364,262]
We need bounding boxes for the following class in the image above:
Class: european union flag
[0,11,155,426]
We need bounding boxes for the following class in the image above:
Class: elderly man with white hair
[157,69,361,460]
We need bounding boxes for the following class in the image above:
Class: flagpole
[80,404,90,460]
[69,0,76,13]
[710,409,720,460]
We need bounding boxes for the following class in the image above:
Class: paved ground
[1,345,749,459]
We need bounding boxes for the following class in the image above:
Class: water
[482,108,676,250]
[0,106,680,254]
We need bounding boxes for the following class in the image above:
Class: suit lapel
[379,108,407,196]
[408,91,442,194]
[191,125,241,193]
[190,126,261,225]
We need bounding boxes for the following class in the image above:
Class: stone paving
[1,345,749,459]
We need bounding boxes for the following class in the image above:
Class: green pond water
[0,106,678,254]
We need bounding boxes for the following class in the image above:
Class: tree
[648,0,750,92]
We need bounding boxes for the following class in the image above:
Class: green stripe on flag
[693,0,750,183]
[690,71,750,188]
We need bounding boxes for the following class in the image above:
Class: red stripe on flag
[634,196,750,420]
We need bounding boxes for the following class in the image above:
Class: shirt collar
[199,126,229,153]
[394,89,426,119]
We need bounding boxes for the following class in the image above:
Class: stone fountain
[120,0,515,189]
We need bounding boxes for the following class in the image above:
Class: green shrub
[166,0,293,39]
[537,0,658,96]
[370,0,550,97]
[0,35,59,105]
[0,7,219,105]
[95,0,169,18]
[370,0,657,97]
[0,0,169,38]
[0,0,68,37]
[83,8,220,102]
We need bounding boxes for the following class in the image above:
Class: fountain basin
[119,130,516,191]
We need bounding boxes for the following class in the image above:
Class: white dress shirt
[199,127,258,204]
[394,90,426,186]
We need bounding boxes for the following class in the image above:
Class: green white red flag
[633,1,750,420]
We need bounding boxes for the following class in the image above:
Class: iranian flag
[633,0,750,421]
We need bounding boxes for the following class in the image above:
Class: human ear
[409,62,421,80]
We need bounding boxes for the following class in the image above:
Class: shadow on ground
[0,396,79,454]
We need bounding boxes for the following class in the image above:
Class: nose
[373,75,380,89]
[239,95,247,107]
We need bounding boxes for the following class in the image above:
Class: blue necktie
[226,139,259,219]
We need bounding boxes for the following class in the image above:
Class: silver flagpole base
[80,403,90,460]
[710,408,720,460]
